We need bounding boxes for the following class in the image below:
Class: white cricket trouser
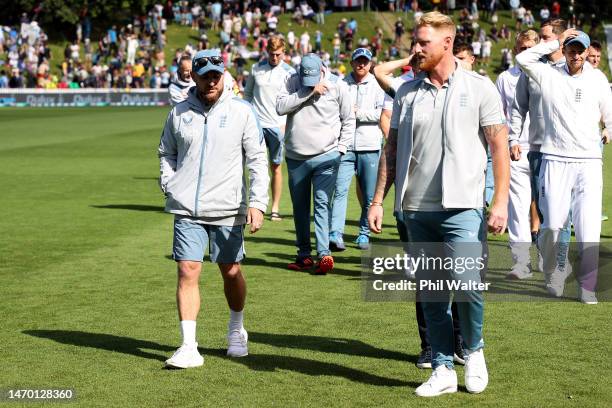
[127,50,136,65]
[538,158,601,291]
[508,153,532,267]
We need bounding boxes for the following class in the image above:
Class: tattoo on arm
[374,129,398,200]
[482,124,508,143]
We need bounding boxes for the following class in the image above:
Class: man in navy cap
[517,29,612,304]
[276,53,355,274]
[329,48,386,251]
[159,49,270,367]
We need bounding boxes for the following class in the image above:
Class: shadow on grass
[243,255,294,270]
[23,330,175,362]
[228,353,414,387]
[22,330,413,386]
[248,235,297,247]
[91,204,164,212]
[249,332,416,364]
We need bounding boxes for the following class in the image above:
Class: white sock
[229,310,243,332]
[180,320,197,346]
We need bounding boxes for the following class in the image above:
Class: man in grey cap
[159,49,269,367]
[276,53,355,274]
[516,29,612,304]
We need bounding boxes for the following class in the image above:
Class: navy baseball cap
[192,49,224,76]
[352,48,372,61]
[300,54,322,87]
[563,31,590,50]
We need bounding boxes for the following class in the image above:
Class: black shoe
[416,347,432,369]
[454,346,465,365]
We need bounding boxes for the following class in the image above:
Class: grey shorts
[263,127,284,165]
[172,217,245,263]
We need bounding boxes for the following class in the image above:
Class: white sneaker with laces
[415,365,458,397]
[546,262,572,297]
[464,348,488,394]
[165,343,204,368]
[580,288,598,305]
[227,327,248,357]
[507,264,533,280]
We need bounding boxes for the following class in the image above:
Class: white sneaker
[464,348,488,394]
[507,264,533,280]
[165,343,204,368]
[227,327,248,357]
[415,365,458,397]
[546,262,572,297]
[580,288,598,305]
[537,252,544,272]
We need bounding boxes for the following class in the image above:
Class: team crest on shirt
[575,88,582,103]
[219,115,228,128]
[182,113,194,125]
[459,93,468,107]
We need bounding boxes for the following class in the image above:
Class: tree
[0,0,156,28]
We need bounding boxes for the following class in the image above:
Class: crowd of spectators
[0,1,606,90]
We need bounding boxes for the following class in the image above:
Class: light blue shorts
[263,127,284,165]
[172,217,245,263]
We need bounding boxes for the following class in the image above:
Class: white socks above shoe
[180,311,243,346]
[229,310,243,332]
[180,320,197,346]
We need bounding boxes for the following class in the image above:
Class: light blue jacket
[159,88,269,218]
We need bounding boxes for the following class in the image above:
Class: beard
[198,86,222,105]
[418,51,444,72]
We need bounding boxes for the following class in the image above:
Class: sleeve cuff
[249,202,267,213]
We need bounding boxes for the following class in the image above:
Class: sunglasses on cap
[193,56,224,71]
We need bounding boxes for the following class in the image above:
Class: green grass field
[1,107,611,407]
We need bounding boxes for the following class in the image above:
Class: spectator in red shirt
[551,1,561,18]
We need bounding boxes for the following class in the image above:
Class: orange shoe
[314,255,334,275]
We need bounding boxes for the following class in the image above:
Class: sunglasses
[193,56,223,72]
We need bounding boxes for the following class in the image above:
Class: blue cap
[300,54,322,87]
[352,48,372,61]
[192,49,225,76]
[563,31,590,50]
